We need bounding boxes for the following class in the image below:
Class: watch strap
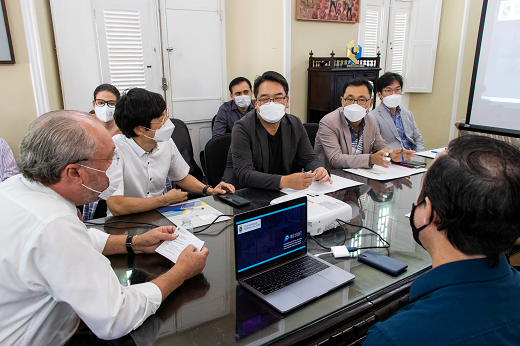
[126,235,135,254]
[202,185,211,195]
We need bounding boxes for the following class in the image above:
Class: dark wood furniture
[307,51,381,123]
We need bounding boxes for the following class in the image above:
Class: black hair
[93,83,120,101]
[342,78,373,97]
[229,77,252,94]
[114,88,166,138]
[418,135,520,267]
[253,71,289,98]
[375,72,403,94]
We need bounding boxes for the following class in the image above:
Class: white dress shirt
[112,135,190,198]
[0,175,162,346]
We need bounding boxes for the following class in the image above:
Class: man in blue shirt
[364,135,520,346]
[212,77,255,137]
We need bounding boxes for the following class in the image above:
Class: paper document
[157,199,230,228]
[344,164,427,181]
[281,174,363,195]
[155,227,205,263]
[415,147,446,159]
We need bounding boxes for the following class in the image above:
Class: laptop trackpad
[289,275,336,301]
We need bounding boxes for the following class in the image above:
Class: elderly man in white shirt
[107,88,235,216]
[0,110,209,346]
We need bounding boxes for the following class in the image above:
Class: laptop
[234,196,355,313]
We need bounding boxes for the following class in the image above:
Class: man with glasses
[369,72,424,151]
[107,88,235,216]
[315,78,415,169]
[0,110,209,344]
[222,71,331,190]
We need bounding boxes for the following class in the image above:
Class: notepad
[155,227,205,263]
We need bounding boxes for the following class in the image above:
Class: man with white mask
[212,77,255,137]
[0,110,209,345]
[222,71,331,190]
[370,72,424,151]
[107,88,234,216]
[315,78,415,169]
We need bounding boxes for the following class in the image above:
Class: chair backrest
[303,122,320,148]
[204,134,232,187]
[170,118,204,181]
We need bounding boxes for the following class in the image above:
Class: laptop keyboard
[244,256,329,295]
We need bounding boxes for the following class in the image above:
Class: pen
[171,207,205,211]
[399,140,405,162]
[431,151,438,154]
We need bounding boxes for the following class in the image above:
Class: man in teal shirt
[364,135,520,345]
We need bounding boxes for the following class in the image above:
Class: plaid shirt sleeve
[0,138,19,182]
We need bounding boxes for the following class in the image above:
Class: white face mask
[382,94,402,108]
[234,95,251,108]
[343,104,368,123]
[94,105,115,122]
[143,119,175,142]
[80,152,122,200]
[258,102,286,123]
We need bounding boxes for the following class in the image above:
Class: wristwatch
[202,185,211,196]
[126,235,135,254]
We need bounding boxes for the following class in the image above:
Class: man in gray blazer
[370,72,425,151]
[222,71,331,190]
[315,78,415,169]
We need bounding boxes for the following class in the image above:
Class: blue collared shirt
[346,118,365,155]
[364,254,520,345]
[382,104,412,150]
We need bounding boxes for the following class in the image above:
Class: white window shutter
[358,0,388,62]
[403,0,442,92]
[92,0,162,93]
[386,1,411,75]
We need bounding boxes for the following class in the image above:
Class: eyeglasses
[150,109,169,125]
[256,96,287,106]
[94,99,117,107]
[343,97,370,106]
[73,149,120,166]
[381,87,402,95]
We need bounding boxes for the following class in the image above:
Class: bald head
[19,110,112,186]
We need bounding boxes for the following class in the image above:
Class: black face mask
[410,202,434,247]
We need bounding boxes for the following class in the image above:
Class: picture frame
[297,0,360,23]
[0,0,15,64]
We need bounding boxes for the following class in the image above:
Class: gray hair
[19,110,98,185]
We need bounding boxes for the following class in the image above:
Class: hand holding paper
[155,227,205,263]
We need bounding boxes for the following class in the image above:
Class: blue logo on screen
[284,235,290,243]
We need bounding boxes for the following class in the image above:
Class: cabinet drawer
[355,71,378,80]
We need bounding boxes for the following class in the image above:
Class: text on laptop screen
[236,202,307,273]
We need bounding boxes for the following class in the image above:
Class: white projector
[270,193,352,236]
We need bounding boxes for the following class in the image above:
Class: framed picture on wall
[0,0,15,64]
[297,0,360,23]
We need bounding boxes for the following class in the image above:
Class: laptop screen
[234,197,307,279]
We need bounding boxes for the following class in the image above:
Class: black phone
[218,194,251,208]
[397,160,426,168]
[357,250,408,276]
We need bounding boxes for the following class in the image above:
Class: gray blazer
[222,110,323,190]
[369,103,425,152]
[314,108,391,169]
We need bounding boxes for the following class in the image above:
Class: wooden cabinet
[307,52,381,123]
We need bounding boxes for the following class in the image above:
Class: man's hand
[208,181,235,195]
[134,226,178,254]
[391,176,413,190]
[312,167,333,184]
[280,172,314,190]
[389,148,416,162]
[174,245,209,281]
[160,189,188,205]
[371,149,392,167]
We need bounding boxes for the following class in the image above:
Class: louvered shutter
[358,0,388,65]
[403,0,442,92]
[386,1,411,75]
[92,0,162,93]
